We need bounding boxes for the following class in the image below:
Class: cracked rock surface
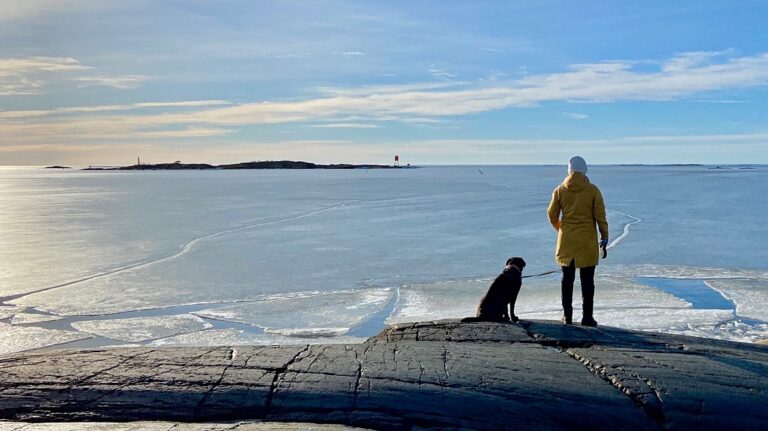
[1,320,766,430]
[0,421,366,430]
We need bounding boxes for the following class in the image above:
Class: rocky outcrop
[0,421,365,430]
[0,320,766,430]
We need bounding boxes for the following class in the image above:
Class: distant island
[45,165,72,169]
[82,160,410,171]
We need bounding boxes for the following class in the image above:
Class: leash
[520,242,608,279]
[522,270,559,279]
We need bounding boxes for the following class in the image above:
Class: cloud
[264,52,314,59]
[337,51,366,58]
[0,0,112,22]
[0,100,231,119]
[74,75,149,89]
[0,56,149,95]
[0,57,92,95]
[315,81,467,96]
[0,77,46,95]
[4,51,768,144]
[661,50,734,73]
[0,116,234,141]
[690,98,746,104]
[563,112,588,119]
[131,100,231,108]
[0,57,91,75]
[428,67,458,80]
[614,132,768,145]
[147,51,768,124]
[133,128,232,138]
[308,123,380,129]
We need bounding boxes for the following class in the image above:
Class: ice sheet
[606,264,768,280]
[707,279,768,322]
[195,287,392,336]
[0,322,91,355]
[4,167,568,316]
[388,276,689,324]
[2,166,768,349]
[265,327,349,337]
[387,279,487,324]
[387,274,768,341]
[71,314,212,343]
[11,312,64,325]
[598,308,734,333]
[0,306,19,320]
[592,277,690,309]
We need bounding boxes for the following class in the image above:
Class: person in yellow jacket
[547,156,609,326]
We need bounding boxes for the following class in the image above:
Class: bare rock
[0,320,766,430]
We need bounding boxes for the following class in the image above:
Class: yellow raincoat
[547,172,609,268]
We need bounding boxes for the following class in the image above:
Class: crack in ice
[5,202,351,305]
[607,210,642,250]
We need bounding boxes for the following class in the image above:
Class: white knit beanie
[568,156,588,174]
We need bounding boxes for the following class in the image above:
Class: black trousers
[561,260,595,319]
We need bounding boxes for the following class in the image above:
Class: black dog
[462,257,526,323]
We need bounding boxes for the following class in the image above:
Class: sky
[1,0,768,166]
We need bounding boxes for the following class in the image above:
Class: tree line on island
[73,160,409,170]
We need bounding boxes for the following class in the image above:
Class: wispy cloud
[134,128,232,138]
[690,98,747,104]
[308,123,380,128]
[0,56,91,95]
[0,77,46,95]
[661,50,735,72]
[64,100,231,111]
[152,51,768,124]
[0,109,50,119]
[263,51,313,59]
[0,100,231,119]
[428,67,458,80]
[0,56,91,74]
[74,75,148,89]
[4,52,768,144]
[0,56,148,95]
[336,51,366,58]
[315,81,467,96]
[564,112,588,119]
[0,0,113,22]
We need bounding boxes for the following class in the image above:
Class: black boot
[581,300,597,326]
[580,266,597,326]
[561,263,575,325]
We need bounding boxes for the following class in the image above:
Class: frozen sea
[1,164,767,354]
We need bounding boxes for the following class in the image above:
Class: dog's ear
[511,257,526,269]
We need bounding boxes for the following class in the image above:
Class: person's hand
[599,239,608,248]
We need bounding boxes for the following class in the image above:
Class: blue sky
[1,0,768,165]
